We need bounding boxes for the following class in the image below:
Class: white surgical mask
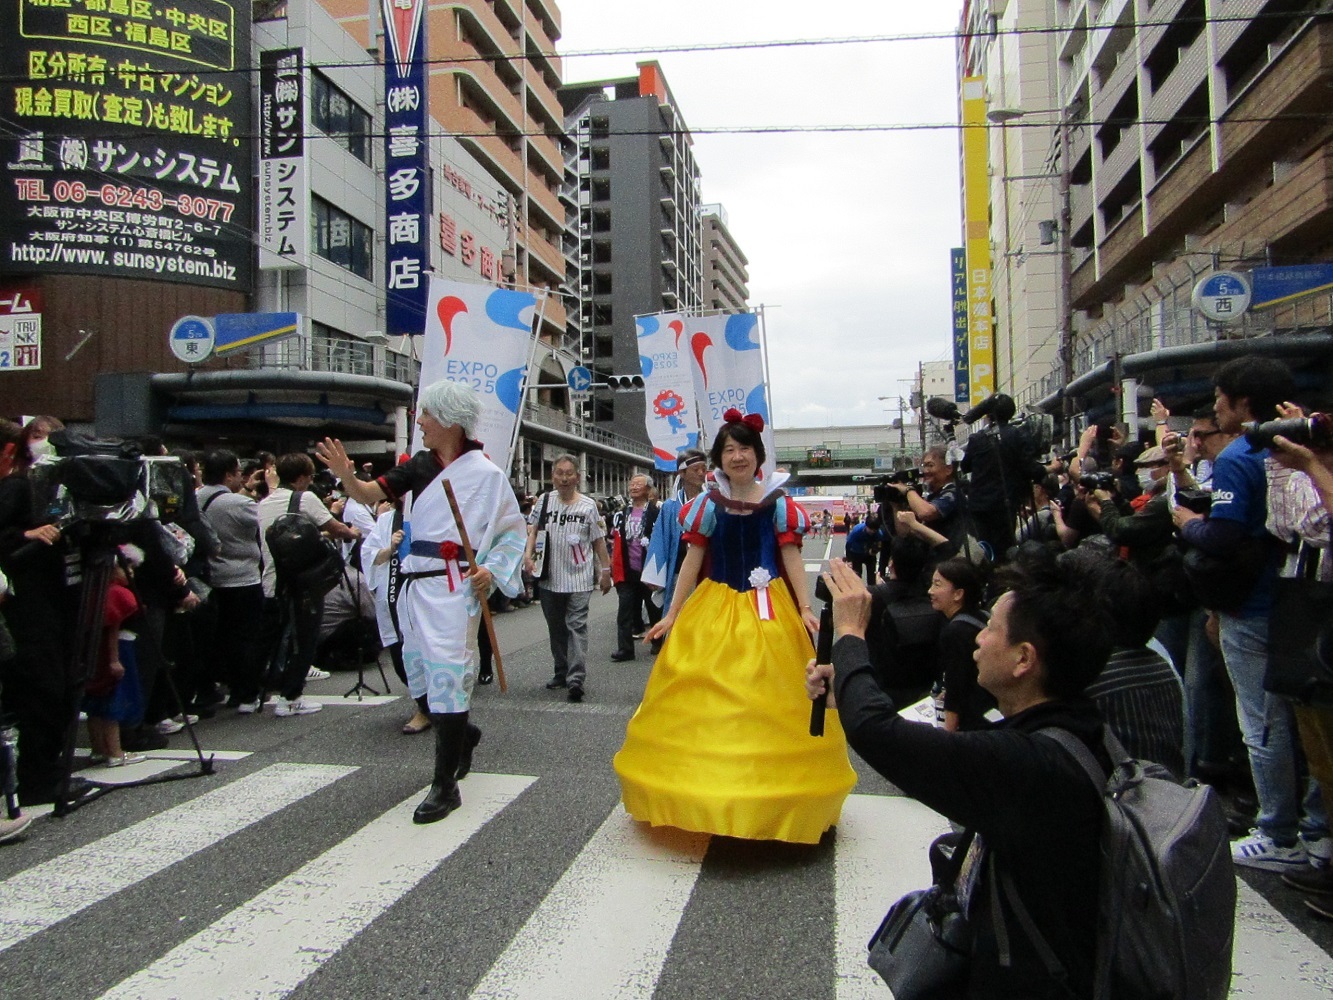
[28,439,55,459]
[1136,469,1155,492]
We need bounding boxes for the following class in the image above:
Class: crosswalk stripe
[299,694,401,707]
[0,762,354,954]
[98,772,535,1000]
[834,794,950,1000]
[1232,879,1333,996]
[468,805,710,1000]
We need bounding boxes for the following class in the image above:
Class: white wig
[418,379,481,437]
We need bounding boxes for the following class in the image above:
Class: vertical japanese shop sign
[258,48,306,268]
[960,77,994,405]
[0,284,43,371]
[383,0,430,337]
[0,0,252,291]
[950,248,969,404]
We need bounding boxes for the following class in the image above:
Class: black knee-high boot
[456,720,482,780]
[413,712,465,824]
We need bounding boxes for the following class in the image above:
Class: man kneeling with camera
[808,557,1113,997]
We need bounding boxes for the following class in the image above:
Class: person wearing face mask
[616,409,857,844]
[18,415,64,464]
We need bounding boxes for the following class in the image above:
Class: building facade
[701,203,750,312]
[958,1,1333,435]
[957,0,1063,404]
[560,63,705,449]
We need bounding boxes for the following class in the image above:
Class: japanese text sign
[258,48,307,268]
[0,0,253,291]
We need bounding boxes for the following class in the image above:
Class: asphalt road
[0,535,1329,998]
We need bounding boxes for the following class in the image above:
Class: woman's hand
[1150,397,1170,423]
[801,606,819,636]
[109,659,125,682]
[645,611,675,643]
[805,659,837,709]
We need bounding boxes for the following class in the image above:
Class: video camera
[1078,471,1117,493]
[28,432,189,528]
[869,469,921,507]
[1243,413,1333,453]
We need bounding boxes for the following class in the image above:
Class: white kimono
[394,450,525,712]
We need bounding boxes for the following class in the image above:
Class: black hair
[991,393,1017,424]
[1214,356,1296,422]
[709,420,767,470]
[992,555,1114,700]
[1191,404,1219,423]
[201,449,240,485]
[1058,547,1160,648]
[888,536,929,587]
[276,452,315,486]
[933,556,986,614]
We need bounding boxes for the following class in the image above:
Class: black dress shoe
[610,651,635,662]
[477,668,494,685]
[545,677,567,689]
[567,685,584,703]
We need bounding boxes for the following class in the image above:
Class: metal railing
[522,401,652,457]
[247,331,420,386]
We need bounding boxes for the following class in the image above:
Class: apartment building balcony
[1142,32,1208,150]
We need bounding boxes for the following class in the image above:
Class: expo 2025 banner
[0,0,252,291]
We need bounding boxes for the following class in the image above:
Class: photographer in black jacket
[960,393,1040,561]
[808,556,1114,998]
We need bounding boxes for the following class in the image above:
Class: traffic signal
[605,374,645,391]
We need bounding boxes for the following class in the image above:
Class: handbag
[1265,543,1333,705]
[530,491,552,581]
[867,831,974,998]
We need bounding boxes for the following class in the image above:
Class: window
[313,196,372,280]
[312,72,372,165]
[311,322,373,376]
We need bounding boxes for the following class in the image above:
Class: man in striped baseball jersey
[525,455,612,702]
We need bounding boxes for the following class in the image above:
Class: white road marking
[300,694,401,706]
[468,805,710,1000]
[1230,878,1333,996]
[834,795,950,1000]
[75,748,254,762]
[0,763,354,953]
[99,772,535,1000]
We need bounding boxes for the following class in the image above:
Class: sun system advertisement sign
[258,47,307,268]
[0,0,252,291]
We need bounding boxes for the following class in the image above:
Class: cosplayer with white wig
[316,380,526,823]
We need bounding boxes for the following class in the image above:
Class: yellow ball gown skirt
[614,578,858,844]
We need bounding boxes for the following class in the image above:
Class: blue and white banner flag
[416,277,540,465]
[635,312,701,472]
[685,312,776,479]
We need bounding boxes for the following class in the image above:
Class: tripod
[54,525,213,818]
[341,563,392,700]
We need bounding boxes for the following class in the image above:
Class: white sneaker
[1302,835,1333,870]
[273,695,322,717]
[106,752,147,768]
[306,667,331,681]
[155,717,184,735]
[1232,829,1308,872]
[235,699,261,715]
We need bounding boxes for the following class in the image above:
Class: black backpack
[265,491,344,597]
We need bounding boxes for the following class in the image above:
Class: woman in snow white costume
[615,410,856,844]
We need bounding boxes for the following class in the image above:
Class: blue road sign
[567,365,593,392]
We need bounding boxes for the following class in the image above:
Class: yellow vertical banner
[960,76,994,404]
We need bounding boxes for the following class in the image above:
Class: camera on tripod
[870,469,921,507]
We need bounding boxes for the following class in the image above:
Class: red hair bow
[722,407,765,433]
[439,541,461,561]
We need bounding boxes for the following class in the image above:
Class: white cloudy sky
[557,1,963,429]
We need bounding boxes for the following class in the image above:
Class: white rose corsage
[749,567,775,620]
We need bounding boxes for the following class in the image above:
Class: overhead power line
[0,8,1320,82]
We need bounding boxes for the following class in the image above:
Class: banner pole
[508,289,548,478]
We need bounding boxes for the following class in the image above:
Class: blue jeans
[1219,612,1328,845]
